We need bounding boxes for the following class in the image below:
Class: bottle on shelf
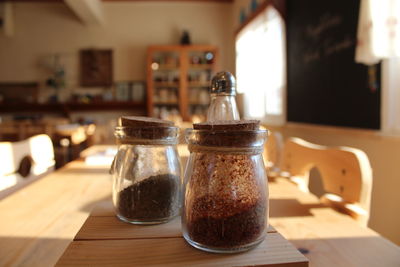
[206,71,240,121]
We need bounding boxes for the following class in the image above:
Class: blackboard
[286,0,380,129]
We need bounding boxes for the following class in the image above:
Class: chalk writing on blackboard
[287,0,380,129]
[324,36,353,56]
[304,50,320,64]
[306,13,342,39]
[303,13,354,64]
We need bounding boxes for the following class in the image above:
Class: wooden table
[268,177,400,267]
[0,160,112,267]
[1,146,399,266]
[56,202,308,266]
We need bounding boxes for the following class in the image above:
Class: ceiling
[3,0,233,2]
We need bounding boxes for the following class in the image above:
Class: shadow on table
[0,236,70,267]
[59,167,110,175]
[284,236,400,267]
[269,198,326,217]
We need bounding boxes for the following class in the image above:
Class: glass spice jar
[111,116,181,225]
[182,120,269,253]
[207,71,240,121]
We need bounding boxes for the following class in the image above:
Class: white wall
[0,2,234,142]
[0,2,234,84]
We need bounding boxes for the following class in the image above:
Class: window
[236,6,286,126]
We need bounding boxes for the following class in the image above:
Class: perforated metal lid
[210,71,236,96]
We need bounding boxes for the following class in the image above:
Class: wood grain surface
[0,160,112,267]
[57,233,307,267]
[1,145,399,267]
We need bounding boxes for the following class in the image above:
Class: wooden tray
[56,202,308,267]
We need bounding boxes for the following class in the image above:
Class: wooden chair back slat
[281,137,373,226]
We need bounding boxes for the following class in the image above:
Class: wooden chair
[263,130,284,178]
[280,137,373,226]
[0,134,55,199]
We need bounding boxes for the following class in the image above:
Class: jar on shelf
[182,120,268,253]
[111,116,181,225]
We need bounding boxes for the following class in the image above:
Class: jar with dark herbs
[111,116,181,225]
[182,120,269,253]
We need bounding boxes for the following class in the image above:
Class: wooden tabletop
[0,145,399,266]
[0,160,112,267]
[268,177,400,267]
[56,202,308,267]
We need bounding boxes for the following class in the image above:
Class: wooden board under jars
[56,201,308,267]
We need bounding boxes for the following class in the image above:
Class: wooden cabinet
[146,45,218,121]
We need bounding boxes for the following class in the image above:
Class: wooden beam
[64,0,104,26]
[1,0,232,2]
[235,0,271,36]
[103,0,233,2]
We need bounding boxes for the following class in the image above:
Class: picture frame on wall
[80,49,113,87]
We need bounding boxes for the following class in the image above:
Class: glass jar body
[207,95,240,121]
[182,142,268,253]
[112,143,181,224]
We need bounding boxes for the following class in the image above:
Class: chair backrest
[263,130,284,177]
[281,137,373,226]
[0,134,55,199]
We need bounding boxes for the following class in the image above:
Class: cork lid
[193,120,260,131]
[189,120,266,148]
[118,116,174,127]
[115,116,177,143]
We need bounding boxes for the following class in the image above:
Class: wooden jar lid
[191,120,263,148]
[193,120,260,131]
[118,116,174,127]
[116,116,177,142]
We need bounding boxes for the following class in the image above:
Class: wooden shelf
[67,101,146,111]
[189,102,209,106]
[153,102,179,106]
[155,65,179,71]
[0,101,146,113]
[153,82,179,87]
[188,64,213,70]
[188,82,210,87]
[0,103,66,113]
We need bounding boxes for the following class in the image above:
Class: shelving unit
[0,101,146,114]
[146,45,218,121]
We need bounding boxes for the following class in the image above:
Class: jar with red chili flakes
[182,120,268,253]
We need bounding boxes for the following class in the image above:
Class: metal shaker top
[210,71,236,96]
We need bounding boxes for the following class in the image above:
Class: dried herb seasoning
[183,120,268,252]
[184,152,267,249]
[187,197,266,247]
[112,115,181,225]
[117,173,180,220]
